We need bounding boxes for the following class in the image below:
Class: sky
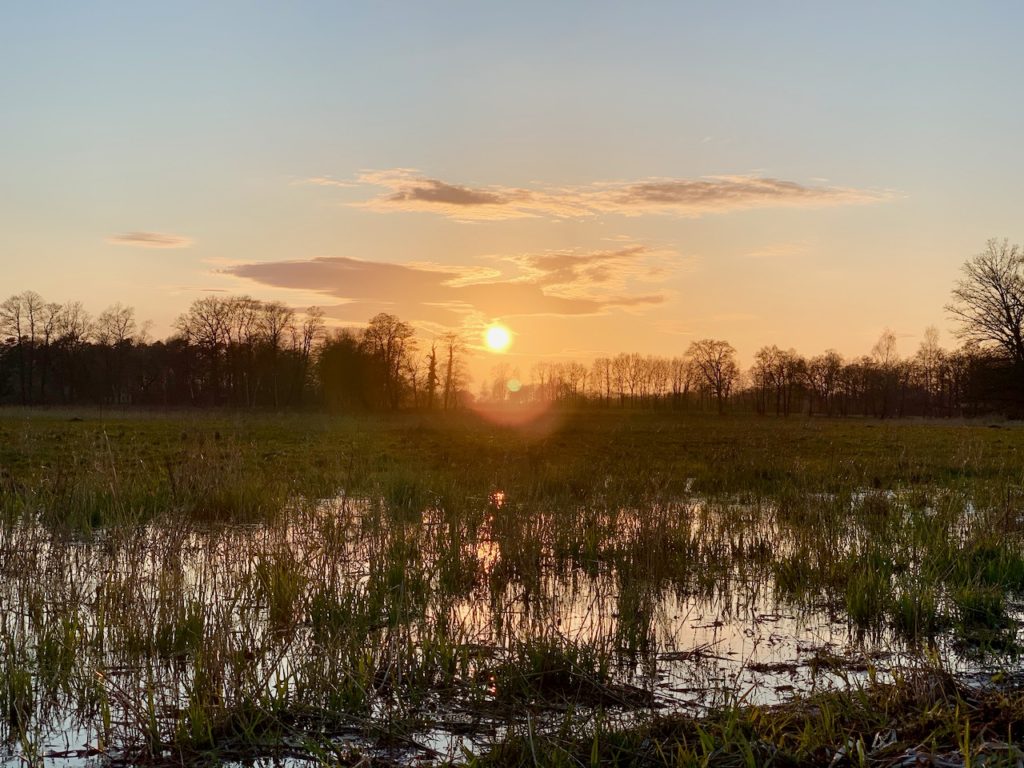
[4,2,1024,381]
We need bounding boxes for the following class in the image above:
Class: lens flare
[484,324,511,352]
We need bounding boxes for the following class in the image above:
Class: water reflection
[0,487,1019,765]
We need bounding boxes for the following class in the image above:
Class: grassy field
[1,407,1024,766]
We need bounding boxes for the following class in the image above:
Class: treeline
[0,292,470,411]
[1,290,1021,417]
[487,329,1019,418]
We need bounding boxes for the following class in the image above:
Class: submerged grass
[1,408,1024,764]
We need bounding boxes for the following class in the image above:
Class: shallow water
[0,488,1020,765]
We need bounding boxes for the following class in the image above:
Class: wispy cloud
[107,231,193,248]
[743,241,811,259]
[223,245,673,326]
[592,177,881,216]
[351,169,577,221]
[306,168,892,222]
[301,176,360,188]
[503,244,676,299]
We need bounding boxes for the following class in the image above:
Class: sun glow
[484,323,512,352]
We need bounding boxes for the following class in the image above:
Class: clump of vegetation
[474,667,1024,768]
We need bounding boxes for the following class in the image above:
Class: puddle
[0,488,1020,765]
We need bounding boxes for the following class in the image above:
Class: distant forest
[3,240,1024,417]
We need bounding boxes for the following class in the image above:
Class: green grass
[2,407,1024,763]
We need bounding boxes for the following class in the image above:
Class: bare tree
[297,307,326,404]
[869,328,901,417]
[301,308,325,361]
[259,300,296,407]
[806,350,843,415]
[440,332,466,410]
[259,301,295,352]
[610,354,629,405]
[751,346,781,415]
[590,357,612,404]
[0,294,28,403]
[914,326,945,415]
[176,296,234,403]
[669,356,691,408]
[947,239,1024,366]
[225,297,262,406]
[531,361,552,402]
[0,291,46,402]
[364,313,416,409]
[425,342,440,409]
[96,303,137,404]
[490,362,511,401]
[624,353,644,404]
[38,301,63,401]
[95,303,137,346]
[177,296,232,349]
[563,361,589,401]
[53,301,92,403]
[871,328,898,369]
[686,339,739,414]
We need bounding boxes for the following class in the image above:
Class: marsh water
[1,487,1021,765]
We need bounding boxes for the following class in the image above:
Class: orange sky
[4,4,1024,383]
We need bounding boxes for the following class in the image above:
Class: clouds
[351,169,552,220]
[311,168,890,221]
[224,245,671,326]
[226,167,891,332]
[107,231,193,248]
[387,179,508,207]
[505,245,668,296]
[302,176,359,188]
[599,176,881,215]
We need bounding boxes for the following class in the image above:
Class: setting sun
[484,323,512,352]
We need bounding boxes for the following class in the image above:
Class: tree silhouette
[948,239,1024,367]
[443,333,468,410]
[806,350,843,416]
[686,339,739,414]
[0,278,1017,418]
[363,313,416,410]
